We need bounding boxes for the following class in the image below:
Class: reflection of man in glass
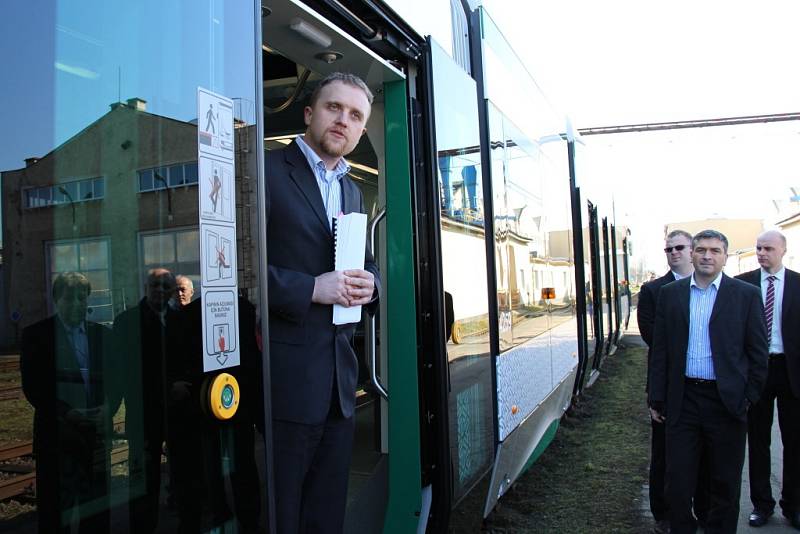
[175,275,195,307]
[205,103,216,133]
[21,272,114,533]
[112,268,177,533]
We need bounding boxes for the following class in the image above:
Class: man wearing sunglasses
[639,229,704,532]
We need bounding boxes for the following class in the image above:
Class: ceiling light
[315,51,343,64]
[289,18,332,48]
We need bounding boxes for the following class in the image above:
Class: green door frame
[382,79,423,533]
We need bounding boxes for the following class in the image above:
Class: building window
[138,161,198,192]
[24,177,105,208]
[46,238,113,324]
[139,228,200,297]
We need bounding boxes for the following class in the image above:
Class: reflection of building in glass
[1,98,254,345]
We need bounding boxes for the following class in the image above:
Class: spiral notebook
[333,212,368,325]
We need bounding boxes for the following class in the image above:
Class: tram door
[261,2,407,532]
[1,2,272,533]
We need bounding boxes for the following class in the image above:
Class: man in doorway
[264,72,381,533]
[175,275,195,307]
[639,229,709,531]
[649,229,768,533]
[736,230,800,529]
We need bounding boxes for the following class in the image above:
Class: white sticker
[198,87,239,372]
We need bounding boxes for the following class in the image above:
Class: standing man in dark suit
[112,267,178,533]
[20,272,114,533]
[649,229,768,533]
[265,72,380,534]
[736,230,800,529]
[638,229,697,532]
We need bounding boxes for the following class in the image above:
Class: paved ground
[627,311,796,532]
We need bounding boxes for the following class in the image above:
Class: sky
[482,0,800,273]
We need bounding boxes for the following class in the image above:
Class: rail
[0,421,127,502]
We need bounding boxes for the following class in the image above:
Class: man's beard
[320,132,351,159]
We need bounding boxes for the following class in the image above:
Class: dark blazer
[637,271,676,391]
[21,316,113,454]
[20,316,114,529]
[648,274,769,423]
[265,141,381,424]
[736,267,800,397]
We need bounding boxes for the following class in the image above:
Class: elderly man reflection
[175,275,195,308]
[21,272,114,533]
[112,268,178,533]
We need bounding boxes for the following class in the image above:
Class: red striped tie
[765,275,776,346]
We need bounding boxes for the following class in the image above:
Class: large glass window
[488,104,550,351]
[24,177,105,208]
[431,39,494,504]
[1,2,264,532]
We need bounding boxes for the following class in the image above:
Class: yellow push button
[209,373,240,420]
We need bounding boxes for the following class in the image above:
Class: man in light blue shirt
[649,229,768,533]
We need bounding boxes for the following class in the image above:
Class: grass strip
[483,342,652,533]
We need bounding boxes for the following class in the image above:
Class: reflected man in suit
[639,229,707,531]
[736,230,800,529]
[649,229,768,533]
[21,272,113,533]
[112,268,178,533]
[265,72,380,534]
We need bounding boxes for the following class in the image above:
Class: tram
[0,0,631,532]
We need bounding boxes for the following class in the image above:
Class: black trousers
[650,416,711,521]
[748,355,800,514]
[666,382,747,534]
[272,405,355,534]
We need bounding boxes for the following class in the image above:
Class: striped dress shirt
[296,135,351,229]
[685,272,723,380]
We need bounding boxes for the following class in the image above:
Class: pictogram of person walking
[205,103,217,133]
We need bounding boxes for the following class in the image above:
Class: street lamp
[153,172,174,221]
[57,186,77,231]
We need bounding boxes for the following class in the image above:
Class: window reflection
[1,1,263,531]
[431,40,494,505]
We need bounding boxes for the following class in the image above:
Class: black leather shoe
[749,509,773,527]
[783,510,800,530]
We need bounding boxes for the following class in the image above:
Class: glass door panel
[1,2,267,532]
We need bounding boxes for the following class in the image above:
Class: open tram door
[261,1,421,532]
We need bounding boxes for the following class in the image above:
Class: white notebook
[332,212,368,325]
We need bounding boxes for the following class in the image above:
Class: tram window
[488,103,550,350]
[431,39,494,504]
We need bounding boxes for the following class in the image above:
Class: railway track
[0,421,128,502]
[0,359,20,373]
[0,385,22,401]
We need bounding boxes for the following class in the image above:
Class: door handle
[368,208,388,401]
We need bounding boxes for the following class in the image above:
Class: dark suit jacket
[637,271,676,391]
[265,141,381,424]
[20,316,114,500]
[736,267,800,397]
[648,274,768,424]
